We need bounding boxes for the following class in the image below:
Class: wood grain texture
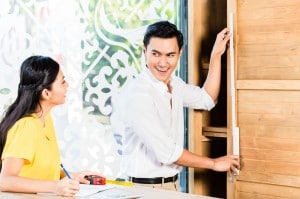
[233,1,300,198]
[237,181,300,199]
[236,0,300,80]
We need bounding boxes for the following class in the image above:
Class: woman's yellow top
[1,113,61,180]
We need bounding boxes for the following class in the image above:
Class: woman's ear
[41,89,50,100]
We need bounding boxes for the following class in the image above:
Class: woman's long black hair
[0,55,59,169]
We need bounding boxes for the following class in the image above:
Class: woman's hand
[54,177,80,197]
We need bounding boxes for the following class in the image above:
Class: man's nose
[158,56,167,66]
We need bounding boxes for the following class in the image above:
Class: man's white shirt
[110,67,215,178]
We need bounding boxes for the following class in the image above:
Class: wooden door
[228,0,300,198]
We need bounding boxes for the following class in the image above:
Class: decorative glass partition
[0,0,184,182]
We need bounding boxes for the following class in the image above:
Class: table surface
[0,185,220,199]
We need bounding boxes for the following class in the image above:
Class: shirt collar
[143,66,174,93]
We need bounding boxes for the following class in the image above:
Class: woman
[0,55,100,196]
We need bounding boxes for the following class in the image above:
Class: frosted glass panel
[0,0,179,179]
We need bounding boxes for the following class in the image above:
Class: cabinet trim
[236,80,300,91]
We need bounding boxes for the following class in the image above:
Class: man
[110,21,240,191]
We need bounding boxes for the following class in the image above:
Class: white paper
[76,184,115,197]
[38,184,137,198]
[79,186,142,199]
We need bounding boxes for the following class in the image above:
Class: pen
[60,163,72,179]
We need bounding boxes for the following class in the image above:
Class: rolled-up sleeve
[180,80,215,110]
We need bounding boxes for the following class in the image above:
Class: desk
[0,185,220,199]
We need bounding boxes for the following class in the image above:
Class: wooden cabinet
[188,0,300,198]
[188,0,228,198]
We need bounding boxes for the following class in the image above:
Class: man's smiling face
[143,37,182,85]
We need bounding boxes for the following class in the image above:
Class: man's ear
[143,47,146,55]
[179,48,183,56]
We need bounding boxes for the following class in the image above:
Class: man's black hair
[143,21,184,50]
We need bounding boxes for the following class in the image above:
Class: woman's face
[47,69,69,106]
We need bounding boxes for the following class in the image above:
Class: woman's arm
[0,157,79,197]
